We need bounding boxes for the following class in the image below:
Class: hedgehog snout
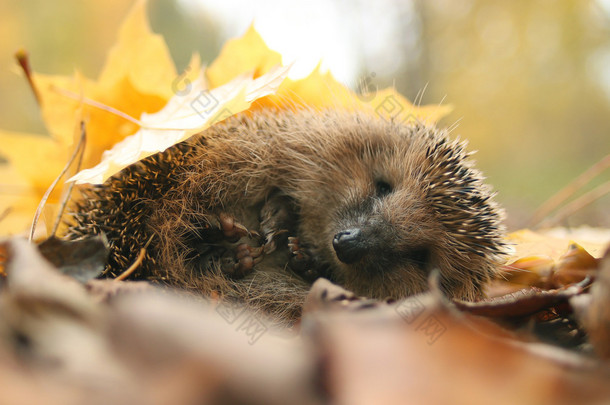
[332,228,369,264]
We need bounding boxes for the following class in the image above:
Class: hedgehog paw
[219,243,265,279]
[288,237,323,282]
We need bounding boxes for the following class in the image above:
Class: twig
[29,122,87,242]
[114,235,154,281]
[15,49,40,104]
[539,181,610,228]
[50,122,87,237]
[114,248,147,281]
[530,154,610,227]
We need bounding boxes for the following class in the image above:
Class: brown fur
[67,108,506,322]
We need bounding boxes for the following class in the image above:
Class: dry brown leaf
[37,235,109,282]
[455,279,590,319]
[305,296,610,405]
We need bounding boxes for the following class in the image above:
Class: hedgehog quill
[67,108,506,322]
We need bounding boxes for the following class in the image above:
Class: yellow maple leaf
[207,24,283,87]
[0,0,198,235]
[0,3,451,236]
[209,26,452,122]
[0,164,45,236]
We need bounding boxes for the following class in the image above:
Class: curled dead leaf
[37,235,109,283]
[552,242,599,287]
[501,232,603,290]
[454,278,591,318]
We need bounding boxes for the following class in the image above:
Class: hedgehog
[66,108,506,322]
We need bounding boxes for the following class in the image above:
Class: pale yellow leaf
[68,64,291,185]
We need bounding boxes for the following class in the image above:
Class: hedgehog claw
[259,192,297,254]
[262,229,289,255]
[288,237,308,262]
[219,212,253,242]
[287,237,328,282]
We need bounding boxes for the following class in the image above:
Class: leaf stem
[15,49,40,105]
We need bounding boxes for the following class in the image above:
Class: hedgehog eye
[375,180,393,198]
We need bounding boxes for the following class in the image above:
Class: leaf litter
[0,237,609,404]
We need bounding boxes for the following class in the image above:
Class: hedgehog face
[291,138,428,298]
[316,165,441,299]
[292,122,503,300]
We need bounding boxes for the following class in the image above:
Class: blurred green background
[0,0,608,230]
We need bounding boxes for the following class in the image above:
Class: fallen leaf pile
[0,1,609,404]
[0,237,609,404]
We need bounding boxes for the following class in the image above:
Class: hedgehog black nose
[333,229,367,264]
